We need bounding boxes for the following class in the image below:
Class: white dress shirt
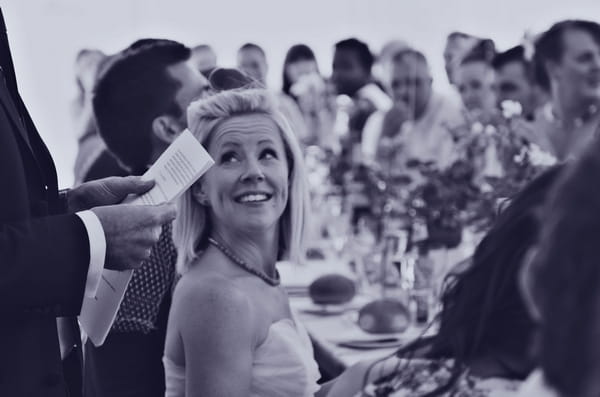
[76,210,106,297]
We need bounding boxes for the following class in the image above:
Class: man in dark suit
[0,9,177,397]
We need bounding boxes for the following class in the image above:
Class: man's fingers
[102,176,155,200]
[152,203,178,224]
[129,177,156,194]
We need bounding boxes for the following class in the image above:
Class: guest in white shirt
[528,20,600,161]
[362,48,463,172]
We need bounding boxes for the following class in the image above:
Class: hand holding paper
[80,129,214,346]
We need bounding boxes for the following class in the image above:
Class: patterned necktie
[111,222,176,333]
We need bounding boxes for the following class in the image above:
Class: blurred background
[3,0,600,186]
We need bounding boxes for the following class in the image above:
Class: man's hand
[91,203,177,271]
[381,104,408,138]
[68,176,155,212]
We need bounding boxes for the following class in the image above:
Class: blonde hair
[174,88,310,274]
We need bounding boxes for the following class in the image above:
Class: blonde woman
[164,88,327,397]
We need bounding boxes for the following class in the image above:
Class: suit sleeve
[0,213,90,316]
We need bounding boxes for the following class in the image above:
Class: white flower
[528,143,557,167]
[501,100,523,119]
[290,73,325,97]
[471,122,484,134]
[484,124,497,136]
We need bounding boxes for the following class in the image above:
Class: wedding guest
[332,38,392,137]
[361,48,463,172]
[85,39,212,397]
[528,20,600,160]
[71,49,127,185]
[0,9,177,397]
[327,165,564,397]
[492,45,545,121]
[282,43,335,149]
[236,43,310,149]
[164,88,331,397]
[373,39,411,90]
[443,32,481,86]
[518,139,600,396]
[191,44,217,77]
[455,46,497,118]
[237,42,268,85]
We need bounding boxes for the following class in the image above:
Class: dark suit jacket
[0,9,90,397]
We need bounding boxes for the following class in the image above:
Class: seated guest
[86,38,211,397]
[332,37,392,143]
[362,48,463,172]
[529,20,600,160]
[444,31,481,86]
[237,42,269,86]
[374,39,411,89]
[492,45,546,121]
[70,49,127,185]
[282,43,335,149]
[237,42,310,146]
[164,88,332,397]
[326,165,564,397]
[518,138,600,396]
[455,46,497,119]
[190,44,218,77]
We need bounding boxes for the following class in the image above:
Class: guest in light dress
[164,88,327,397]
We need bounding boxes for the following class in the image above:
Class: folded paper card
[79,129,214,346]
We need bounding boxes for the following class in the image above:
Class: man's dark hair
[93,39,191,173]
[533,20,600,92]
[238,42,266,58]
[460,38,496,66]
[334,38,374,73]
[447,31,473,41]
[392,48,428,66]
[492,45,534,82]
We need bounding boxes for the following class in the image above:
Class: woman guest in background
[327,165,563,397]
[163,88,336,397]
[454,39,498,120]
[281,44,336,150]
[518,138,600,396]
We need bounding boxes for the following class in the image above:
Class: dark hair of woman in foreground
[527,142,600,397]
[366,164,563,396]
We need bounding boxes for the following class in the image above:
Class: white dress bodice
[163,315,321,397]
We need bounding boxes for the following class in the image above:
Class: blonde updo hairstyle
[174,88,309,274]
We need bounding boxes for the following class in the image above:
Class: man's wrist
[58,188,70,213]
[63,185,88,213]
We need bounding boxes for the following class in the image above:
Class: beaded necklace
[208,237,281,286]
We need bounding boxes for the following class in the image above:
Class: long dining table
[279,255,433,379]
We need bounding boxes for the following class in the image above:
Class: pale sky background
[3,0,600,186]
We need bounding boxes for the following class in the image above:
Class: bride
[163,88,330,397]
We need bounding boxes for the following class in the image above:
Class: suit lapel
[0,75,31,147]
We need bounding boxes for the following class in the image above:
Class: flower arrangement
[399,101,556,250]
[324,101,556,251]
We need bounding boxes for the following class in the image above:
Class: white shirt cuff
[76,210,106,298]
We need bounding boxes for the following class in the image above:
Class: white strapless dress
[163,315,321,397]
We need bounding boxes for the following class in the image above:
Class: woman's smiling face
[200,113,290,235]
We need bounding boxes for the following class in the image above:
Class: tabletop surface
[279,258,433,369]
